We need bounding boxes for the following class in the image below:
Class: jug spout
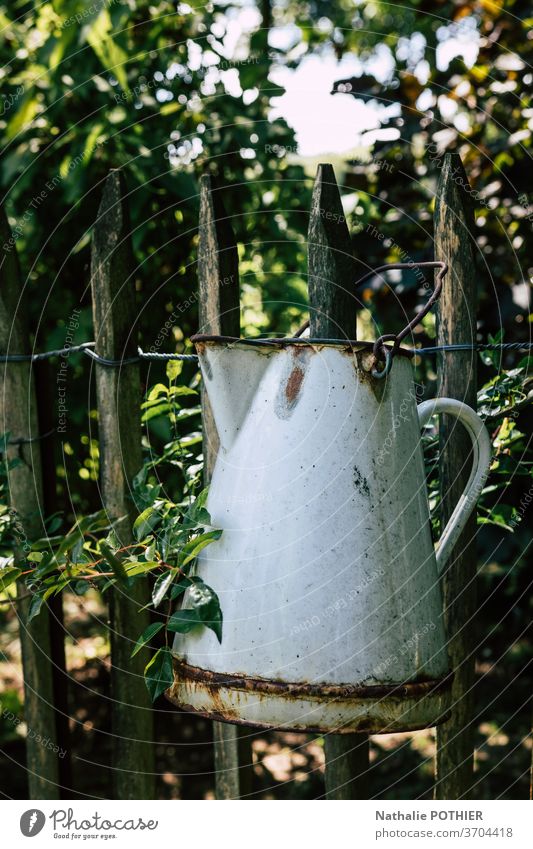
[196,341,271,451]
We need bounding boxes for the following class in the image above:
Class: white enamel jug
[170,312,491,734]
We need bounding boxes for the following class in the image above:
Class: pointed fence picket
[90,170,155,800]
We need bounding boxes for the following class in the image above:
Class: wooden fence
[0,154,490,799]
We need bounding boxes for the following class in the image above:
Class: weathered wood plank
[434,152,478,800]
[197,174,253,799]
[198,174,240,478]
[0,203,60,798]
[307,164,368,800]
[308,163,357,341]
[212,722,254,800]
[323,734,370,799]
[530,706,533,799]
[35,359,72,795]
[91,170,154,800]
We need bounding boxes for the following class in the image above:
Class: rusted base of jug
[168,659,452,734]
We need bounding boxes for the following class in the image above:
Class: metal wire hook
[359,261,448,379]
[293,261,448,377]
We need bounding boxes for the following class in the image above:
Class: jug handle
[417,398,492,576]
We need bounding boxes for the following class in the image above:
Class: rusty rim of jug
[191,334,414,359]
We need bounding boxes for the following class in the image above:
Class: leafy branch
[0,361,221,702]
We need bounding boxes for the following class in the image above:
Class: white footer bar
[4,799,532,848]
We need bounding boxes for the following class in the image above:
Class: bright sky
[209,1,481,159]
[269,54,383,157]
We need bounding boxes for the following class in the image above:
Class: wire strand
[0,341,531,366]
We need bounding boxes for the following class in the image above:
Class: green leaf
[166,359,183,381]
[132,621,164,658]
[76,511,110,535]
[43,584,59,602]
[182,489,214,528]
[168,385,197,397]
[45,515,63,535]
[160,102,180,116]
[145,541,157,561]
[103,528,121,551]
[32,553,59,579]
[141,402,171,422]
[56,528,83,559]
[26,552,43,563]
[133,506,161,542]
[147,383,169,400]
[0,431,11,453]
[27,593,45,622]
[0,567,21,592]
[144,646,174,702]
[179,529,222,567]
[125,560,161,578]
[6,94,39,140]
[132,466,148,493]
[170,576,194,599]
[188,581,223,642]
[82,122,106,164]
[86,9,130,97]
[478,516,515,532]
[99,543,128,584]
[191,488,208,513]
[30,535,63,551]
[142,395,172,410]
[166,608,201,634]
[167,579,223,642]
[152,569,176,608]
